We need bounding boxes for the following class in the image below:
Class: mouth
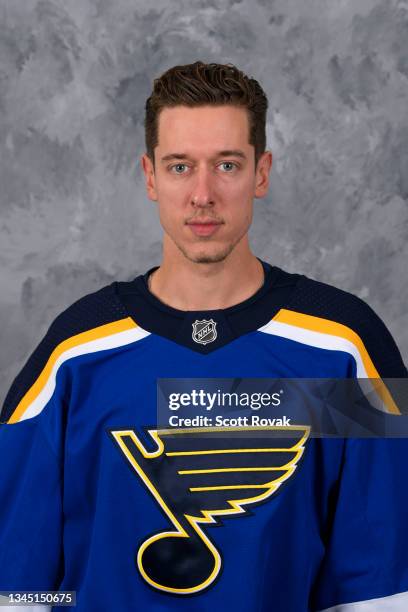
[186,218,223,237]
[187,219,222,236]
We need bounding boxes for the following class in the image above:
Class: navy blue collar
[115,258,302,353]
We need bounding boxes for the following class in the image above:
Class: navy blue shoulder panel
[286,275,408,378]
[0,283,128,423]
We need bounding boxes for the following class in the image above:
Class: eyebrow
[160,149,248,163]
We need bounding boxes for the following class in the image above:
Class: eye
[219,161,238,172]
[170,163,188,174]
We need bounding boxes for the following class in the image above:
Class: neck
[148,246,265,311]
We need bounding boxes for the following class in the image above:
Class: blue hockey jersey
[1,259,407,611]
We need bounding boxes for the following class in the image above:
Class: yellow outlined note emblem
[110,425,310,595]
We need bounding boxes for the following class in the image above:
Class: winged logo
[109,425,310,595]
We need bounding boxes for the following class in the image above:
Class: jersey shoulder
[1,282,132,423]
[284,273,407,378]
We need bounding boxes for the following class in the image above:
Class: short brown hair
[144,60,268,169]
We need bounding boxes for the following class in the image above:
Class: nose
[191,165,215,207]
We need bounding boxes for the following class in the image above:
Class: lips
[187,219,223,237]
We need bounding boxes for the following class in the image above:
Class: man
[0,61,407,611]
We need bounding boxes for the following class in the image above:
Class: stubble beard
[174,231,246,264]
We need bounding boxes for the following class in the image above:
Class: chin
[179,243,236,264]
[192,254,228,264]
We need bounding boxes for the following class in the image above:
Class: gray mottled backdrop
[1,0,407,404]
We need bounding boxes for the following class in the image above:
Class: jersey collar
[115,258,302,354]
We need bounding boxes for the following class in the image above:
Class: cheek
[239,202,254,232]
[158,205,175,228]
[220,178,254,206]
[157,200,185,236]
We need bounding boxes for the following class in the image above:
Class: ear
[254,151,273,199]
[140,153,158,201]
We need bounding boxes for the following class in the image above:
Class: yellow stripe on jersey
[8,317,148,424]
[259,308,401,415]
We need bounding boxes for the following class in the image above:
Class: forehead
[156,105,251,153]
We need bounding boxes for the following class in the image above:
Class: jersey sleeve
[312,299,408,611]
[0,284,127,610]
[313,436,408,611]
[0,315,69,603]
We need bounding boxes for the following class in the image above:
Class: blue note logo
[192,319,217,345]
[109,425,309,595]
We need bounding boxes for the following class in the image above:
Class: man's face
[141,105,272,264]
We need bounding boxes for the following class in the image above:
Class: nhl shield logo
[192,319,217,345]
